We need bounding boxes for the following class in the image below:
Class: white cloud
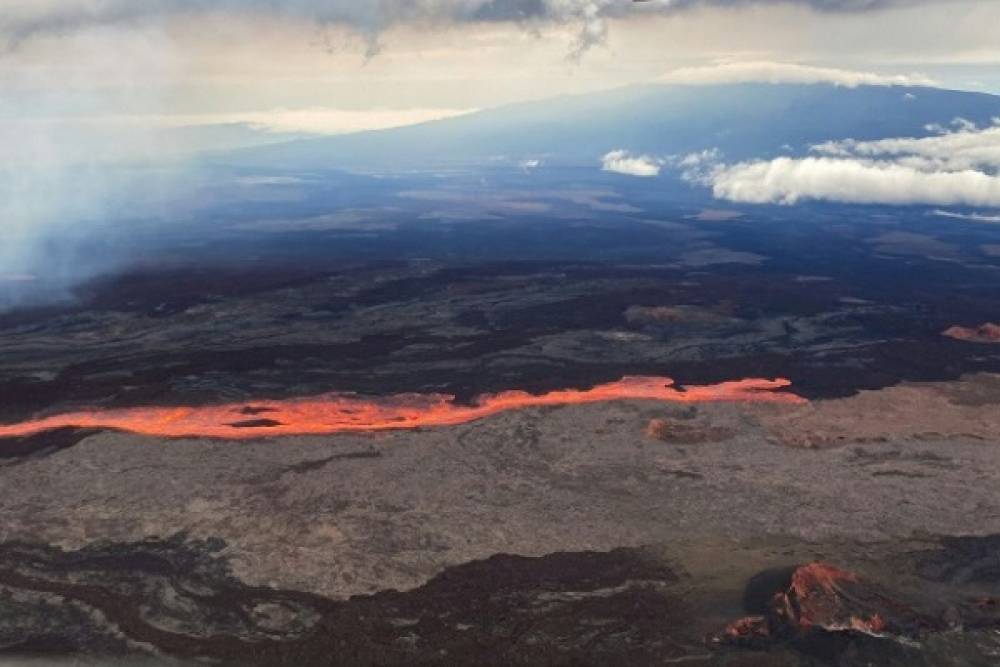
[933,209,1000,223]
[678,149,721,168]
[162,107,471,135]
[700,120,1000,207]
[0,2,944,49]
[15,107,475,136]
[601,150,662,177]
[709,157,1000,206]
[0,107,479,167]
[812,119,1000,172]
[660,60,935,88]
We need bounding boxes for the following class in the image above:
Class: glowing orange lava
[0,376,803,440]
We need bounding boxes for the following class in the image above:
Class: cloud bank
[602,150,662,177]
[76,107,477,136]
[700,119,1000,207]
[709,157,1000,206]
[0,1,947,56]
[812,120,1000,171]
[661,61,935,88]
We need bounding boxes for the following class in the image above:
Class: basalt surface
[1,379,1000,665]
[0,536,702,666]
[4,197,1000,664]
[3,242,1000,428]
[714,558,1000,666]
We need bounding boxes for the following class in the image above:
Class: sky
[2,0,1000,141]
[2,1,1000,303]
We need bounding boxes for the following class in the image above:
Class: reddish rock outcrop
[775,563,923,636]
[943,323,1000,344]
[715,563,942,648]
[718,615,772,649]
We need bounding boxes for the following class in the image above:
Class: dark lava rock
[0,428,101,465]
[914,534,1000,631]
[0,537,702,666]
[917,534,1000,586]
[714,562,946,665]
[227,418,285,429]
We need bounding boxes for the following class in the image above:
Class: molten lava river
[0,377,803,440]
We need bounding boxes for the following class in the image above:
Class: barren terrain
[3,374,1000,664]
[4,183,1000,664]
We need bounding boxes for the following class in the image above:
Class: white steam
[0,25,189,309]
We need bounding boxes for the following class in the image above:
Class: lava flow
[0,376,803,441]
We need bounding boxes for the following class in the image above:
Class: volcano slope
[4,200,1000,664]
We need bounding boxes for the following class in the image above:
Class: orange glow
[0,376,803,440]
[790,562,859,599]
[942,322,1000,344]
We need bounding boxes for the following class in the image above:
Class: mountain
[217,83,1000,172]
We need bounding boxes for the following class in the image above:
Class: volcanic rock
[625,305,734,327]
[715,562,943,649]
[917,534,1000,586]
[0,428,102,465]
[0,537,703,666]
[645,418,733,444]
[943,323,1000,344]
[776,563,939,636]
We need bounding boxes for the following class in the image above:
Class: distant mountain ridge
[218,83,1000,171]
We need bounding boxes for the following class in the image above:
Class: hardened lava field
[3,192,1000,665]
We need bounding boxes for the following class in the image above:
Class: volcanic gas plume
[0,376,802,440]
